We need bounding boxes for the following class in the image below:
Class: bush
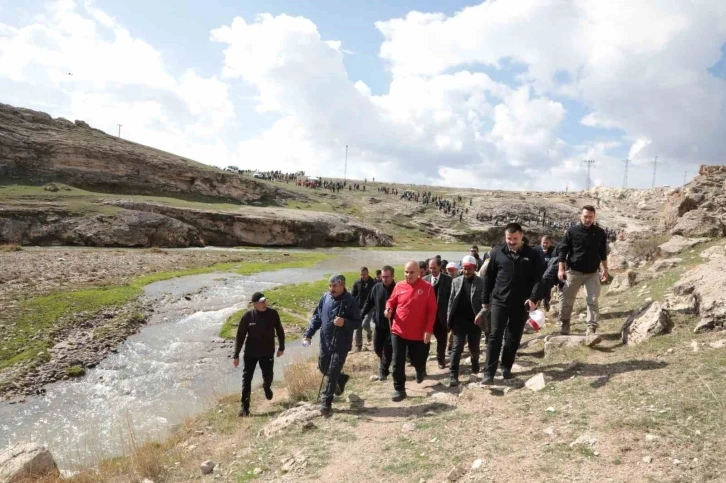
[284,358,321,403]
[65,365,86,377]
[0,243,22,252]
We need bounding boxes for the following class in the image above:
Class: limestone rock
[259,403,321,438]
[700,244,726,260]
[524,373,546,392]
[0,442,58,483]
[670,210,726,238]
[670,258,726,332]
[660,194,699,231]
[200,460,215,475]
[447,462,469,481]
[650,258,682,272]
[621,301,674,345]
[608,269,638,295]
[658,235,710,255]
[544,335,587,357]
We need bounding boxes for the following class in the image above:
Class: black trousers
[425,319,449,364]
[391,334,427,392]
[241,356,274,409]
[484,304,528,377]
[373,323,393,376]
[449,322,482,376]
[317,351,348,406]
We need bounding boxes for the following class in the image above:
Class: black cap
[251,292,266,303]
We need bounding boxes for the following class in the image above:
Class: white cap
[446,262,458,269]
[461,255,477,268]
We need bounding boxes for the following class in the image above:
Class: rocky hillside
[0,103,288,204]
[660,164,726,236]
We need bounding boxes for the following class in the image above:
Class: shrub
[65,365,86,377]
[284,358,321,403]
[0,243,22,252]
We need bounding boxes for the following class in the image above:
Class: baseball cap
[461,255,477,268]
[251,292,266,303]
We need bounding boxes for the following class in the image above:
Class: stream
[0,248,463,471]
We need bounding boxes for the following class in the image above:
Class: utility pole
[583,159,595,190]
[344,144,348,182]
[684,170,688,185]
[651,155,658,188]
[622,159,629,189]
[117,124,122,138]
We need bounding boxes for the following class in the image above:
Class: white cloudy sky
[1,0,725,190]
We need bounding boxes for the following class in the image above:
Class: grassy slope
[52,239,726,483]
[0,253,332,371]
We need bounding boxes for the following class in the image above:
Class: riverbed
[0,248,465,470]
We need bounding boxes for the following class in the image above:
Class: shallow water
[0,248,464,470]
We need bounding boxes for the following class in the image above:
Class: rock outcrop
[668,257,726,332]
[0,103,290,204]
[607,269,638,295]
[660,165,726,232]
[0,203,393,248]
[260,402,321,437]
[669,210,725,238]
[621,301,673,345]
[658,235,710,255]
[0,442,58,483]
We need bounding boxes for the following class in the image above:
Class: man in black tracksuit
[351,267,376,351]
[233,291,285,417]
[423,258,452,369]
[482,223,543,384]
[361,265,396,380]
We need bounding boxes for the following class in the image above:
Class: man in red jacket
[385,261,437,402]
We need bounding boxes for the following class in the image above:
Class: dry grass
[0,243,22,252]
[630,234,669,260]
[284,357,321,403]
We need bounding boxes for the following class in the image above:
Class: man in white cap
[446,255,488,386]
[446,262,460,278]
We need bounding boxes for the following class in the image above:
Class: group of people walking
[232,205,610,417]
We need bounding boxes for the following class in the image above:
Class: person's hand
[600,269,609,283]
[558,268,567,282]
[302,338,312,347]
[483,304,490,310]
[334,316,345,327]
[276,350,284,357]
[525,299,537,312]
[232,358,239,368]
[475,314,483,326]
[384,308,392,319]
[423,332,432,344]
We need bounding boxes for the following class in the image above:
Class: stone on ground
[650,258,682,272]
[259,402,321,437]
[621,301,674,345]
[659,235,710,255]
[669,257,726,332]
[569,434,597,447]
[447,462,469,481]
[199,460,215,475]
[524,373,546,392]
[0,442,58,483]
[544,335,587,357]
[669,209,726,238]
[608,269,638,294]
[471,459,483,470]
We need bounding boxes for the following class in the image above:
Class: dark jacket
[351,278,376,308]
[233,308,285,359]
[423,272,452,326]
[361,281,396,328]
[535,245,555,264]
[483,244,543,308]
[304,290,361,355]
[447,274,486,329]
[558,223,608,274]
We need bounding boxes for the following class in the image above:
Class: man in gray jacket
[446,255,489,386]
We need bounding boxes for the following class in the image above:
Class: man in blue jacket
[303,274,362,417]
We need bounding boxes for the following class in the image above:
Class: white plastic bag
[528,309,546,332]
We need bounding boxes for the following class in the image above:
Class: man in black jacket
[351,267,375,352]
[535,236,556,310]
[482,223,543,384]
[361,265,396,380]
[557,206,609,345]
[233,292,285,417]
[423,258,452,369]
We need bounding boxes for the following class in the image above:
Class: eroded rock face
[0,103,285,204]
[669,210,726,238]
[659,165,726,233]
[0,442,58,483]
[669,258,726,332]
[658,235,710,255]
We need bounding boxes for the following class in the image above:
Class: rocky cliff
[660,164,726,234]
[0,103,289,204]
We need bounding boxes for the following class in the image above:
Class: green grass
[65,365,86,377]
[219,271,358,339]
[0,253,333,371]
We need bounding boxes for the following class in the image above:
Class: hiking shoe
[501,368,514,380]
[319,405,332,417]
[392,391,407,402]
[449,376,460,387]
[438,362,447,370]
[560,322,571,336]
[263,385,273,401]
[585,327,602,347]
[415,367,426,384]
[480,374,494,385]
[237,407,250,417]
[335,373,350,396]
[471,362,480,374]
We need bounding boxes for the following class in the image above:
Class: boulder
[658,235,710,255]
[607,269,637,295]
[524,373,546,392]
[700,244,726,260]
[0,442,58,483]
[660,194,699,231]
[650,258,682,272]
[544,335,587,357]
[670,258,726,332]
[670,210,726,238]
[200,460,215,475]
[621,301,674,345]
[259,402,321,437]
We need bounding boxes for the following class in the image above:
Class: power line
[651,155,658,188]
[583,159,595,190]
[344,144,348,182]
[622,159,629,189]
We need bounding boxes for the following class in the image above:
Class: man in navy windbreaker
[303,274,361,416]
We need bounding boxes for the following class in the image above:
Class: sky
[1,0,725,191]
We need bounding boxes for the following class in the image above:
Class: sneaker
[415,367,426,384]
[480,374,494,385]
[392,391,407,402]
[319,405,332,417]
[560,322,571,336]
[501,368,513,380]
[335,373,350,396]
[585,327,602,347]
[237,407,250,417]
[449,375,459,387]
[263,385,273,401]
